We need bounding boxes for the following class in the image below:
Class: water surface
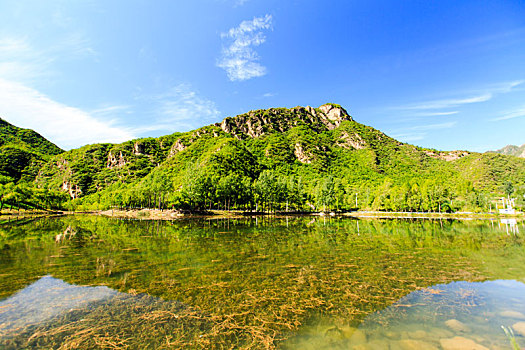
[0,215,523,349]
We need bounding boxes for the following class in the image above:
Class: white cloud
[492,107,525,121]
[388,121,457,143]
[400,94,492,110]
[0,37,53,82]
[394,80,523,111]
[217,14,272,81]
[483,80,524,94]
[0,36,129,149]
[134,84,221,133]
[235,0,249,6]
[409,121,457,131]
[389,133,425,142]
[0,35,96,83]
[0,79,135,150]
[412,111,459,117]
[90,105,131,116]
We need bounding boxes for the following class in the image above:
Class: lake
[0,215,524,349]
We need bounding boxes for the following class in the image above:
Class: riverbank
[94,208,524,221]
[1,208,523,221]
[342,211,524,220]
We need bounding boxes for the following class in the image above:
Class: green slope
[0,118,63,182]
[10,104,525,212]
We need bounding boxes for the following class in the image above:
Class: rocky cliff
[218,104,352,139]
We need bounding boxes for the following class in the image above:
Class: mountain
[29,103,525,212]
[0,118,64,183]
[491,144,525,158]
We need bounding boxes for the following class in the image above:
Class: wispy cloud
[399,94,492,110]
[394,80,523,112]
[0,35,129,149]
[90,105,131,116]
[388,133,425,142]
[412,111,459,117]
[492,107,525,121]
[217,14,272,81]
[134,84,221,133]
[0,35,97,83]
[0,37,54,82]
[0,79,135,150]
[235,0,249,6]
[389,121,457,144]
[409,121,458,131]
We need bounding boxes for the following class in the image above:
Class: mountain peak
[491,143,525,158]
[218,104,353,139]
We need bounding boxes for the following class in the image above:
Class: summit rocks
[218,104,353,139]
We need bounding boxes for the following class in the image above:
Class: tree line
[0,181,68,211]
[73,170,524,213]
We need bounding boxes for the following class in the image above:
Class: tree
[503,181,514,198]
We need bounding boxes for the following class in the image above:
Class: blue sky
[0,0,524,151]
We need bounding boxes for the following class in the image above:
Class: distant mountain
[491,144,525,158]
[0,118,63,182]
[27,104,524,212]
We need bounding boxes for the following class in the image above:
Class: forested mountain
[491,144,525,158]
[2,104,525,212]
[0,118,63,183]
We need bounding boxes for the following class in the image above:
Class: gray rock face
[61,180,82,199]
[217,104,353,139]
[294,143,312,164]
[106,150,126,168]
[168,139,186,158]
[133,141,144,155]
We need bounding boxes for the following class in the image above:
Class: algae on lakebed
[0,216,524,349]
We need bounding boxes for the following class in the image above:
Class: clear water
[0,215,523,349]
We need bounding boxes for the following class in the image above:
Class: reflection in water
[0,276,206,350]
[0,216,523,348]
[501,218,520,235]
[0,276,116,336]
[286,280,525,349]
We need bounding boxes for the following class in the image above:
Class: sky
[0,0,524,152]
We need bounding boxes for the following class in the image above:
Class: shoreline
[1,208,523,221]
[96,208,524,221]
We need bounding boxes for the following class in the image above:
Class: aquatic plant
[502,325,522,350]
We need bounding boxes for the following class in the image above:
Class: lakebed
[0,215,524,349]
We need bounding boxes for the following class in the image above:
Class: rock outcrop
[168,139,187,158]
[133,141,144,155]
[338,131,366,150]
[106,151,126,168]
[62,181,82,199]
[294,143,312,164]
[217,104,352,139]
[424,150,470,161]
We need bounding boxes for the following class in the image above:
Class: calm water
[0,215,524,349]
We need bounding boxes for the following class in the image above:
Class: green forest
[0,104,524,213]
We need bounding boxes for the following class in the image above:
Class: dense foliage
[1,105,524,212]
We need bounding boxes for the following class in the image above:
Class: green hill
[0,118,63,183]
[30,104,525,212]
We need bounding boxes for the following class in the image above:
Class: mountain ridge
[491,144,525,158]
[1,104,524,212]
